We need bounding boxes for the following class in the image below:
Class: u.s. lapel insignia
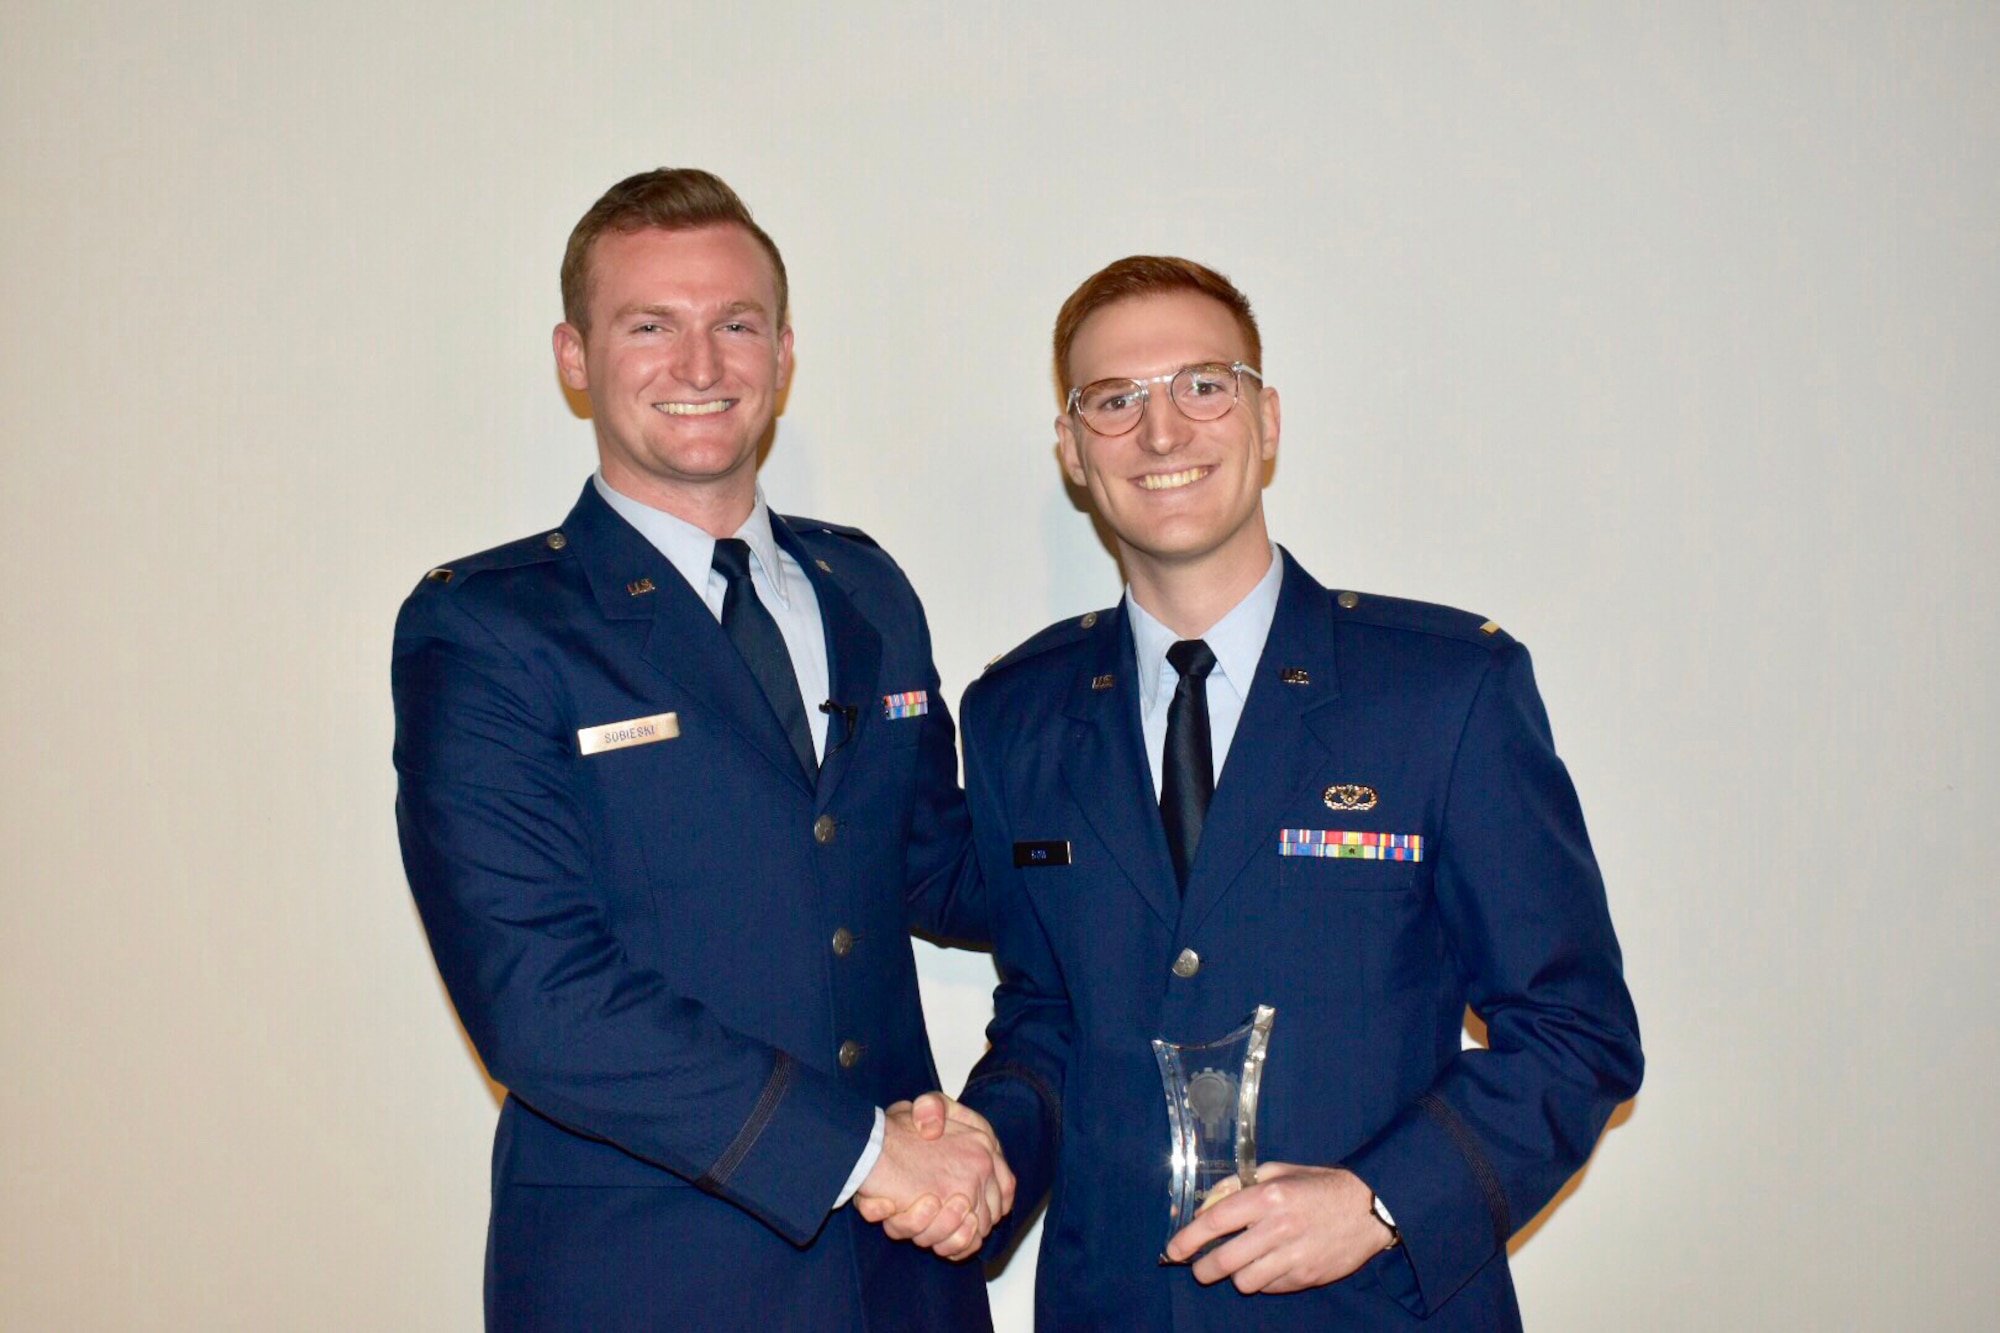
[1280,666,1311,685]
[626,577,656,596]
[1324,783,1379,812]
[1091,674,1116,691]
[815,559,833,573]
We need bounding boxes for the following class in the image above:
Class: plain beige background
[4,3,1995,1329]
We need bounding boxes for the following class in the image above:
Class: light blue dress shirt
[592,473,885,1206]
[1126,546,1285,799]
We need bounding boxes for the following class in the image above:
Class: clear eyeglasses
[1066,361,1263,437]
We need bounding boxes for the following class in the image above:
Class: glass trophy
[1152,1004,1276,1259]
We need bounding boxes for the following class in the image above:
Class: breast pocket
[879,689,930,748]
[1274,829,1425,893]
[1279,855,1422,893]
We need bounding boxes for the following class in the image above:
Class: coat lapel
[773,516,882,810]
[566,484,815,797]
[1178,550,1344,937]
[1058,604,1181,930]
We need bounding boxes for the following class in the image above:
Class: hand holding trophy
[1152,1004,1275,1261]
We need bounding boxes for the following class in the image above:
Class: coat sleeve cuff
[694,1051,879,1245]
[1343,1093,1511,1319]
[963,1064,1060,1259]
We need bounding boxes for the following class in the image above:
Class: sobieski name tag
[1013,840,1072,868]
[577,712,681,756]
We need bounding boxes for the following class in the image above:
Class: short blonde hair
[560,168,788,331]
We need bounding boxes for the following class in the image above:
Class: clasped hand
[853,1093,1015,1261]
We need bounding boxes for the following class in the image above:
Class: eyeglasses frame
[1065,361,1265,437]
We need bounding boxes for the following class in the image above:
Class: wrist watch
[1370,1193,1402,1250]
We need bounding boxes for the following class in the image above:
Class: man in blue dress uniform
[392,169,1009,1331]
[931,256,1642,1329]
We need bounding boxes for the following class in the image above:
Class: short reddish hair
[561,168,788,332]
[1052,255,1262,398]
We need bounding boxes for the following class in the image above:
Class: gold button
[546,531,568,551]
[837,1039,863,1068]
[1337,590,1360,610]
[1171,948,1201,979]
[813,814,837,844]
[831,927,855,957]
[1080,611,1098,629]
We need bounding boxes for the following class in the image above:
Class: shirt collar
[1127,546,1285,715]
[593,472,791,606]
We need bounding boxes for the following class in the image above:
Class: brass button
[831,927,855,957]
[1171,948,1201,979]
[546,531,568,551]
[813,814,837,844]
[1337,590,1360,610]
[1080,611,1098,629]
[837,1039,864,1068]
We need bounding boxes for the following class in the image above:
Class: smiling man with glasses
[893,255,1644,1330]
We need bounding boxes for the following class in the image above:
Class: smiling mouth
[656,399,734,417]
[1136,466,1214,492]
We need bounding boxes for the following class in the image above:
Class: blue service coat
[393,481,990,1332]
[959,550,1641,1331]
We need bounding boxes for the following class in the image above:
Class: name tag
[1013,840,1072,868]
[577,712,681,756]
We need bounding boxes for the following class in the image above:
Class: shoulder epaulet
[782,515,880,549]
[981,608,1114,676]
[411,527,574,593]
[1329,588,1517,649]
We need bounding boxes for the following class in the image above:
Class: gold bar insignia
[577,712,681,756]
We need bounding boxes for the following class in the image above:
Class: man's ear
[554,323,589,393]
[1056,413,1089,487]
[1258,384,1281,461]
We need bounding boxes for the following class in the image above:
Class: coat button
[546,531,568,551]
[813,814,837,844]
[1171,948,1201,978]
[831,927,855,957]
[1337,590,1360,609]
[838,1039,864,1068]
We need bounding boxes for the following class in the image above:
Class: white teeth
[1138,467,1212,491]
[657,400,732,416]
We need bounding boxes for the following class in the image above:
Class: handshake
[852,1092,1015,1262]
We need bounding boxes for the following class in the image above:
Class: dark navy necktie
[711,538,817,782]
[1161,639,1218,893]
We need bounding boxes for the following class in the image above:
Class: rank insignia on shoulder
[626,577,656,596]
[1280,667,1310,685]
[883,690,929,720]
[1480,620,1500,635]
[1091,674,1116,691]
[1324,784,1379,811]
[425,568,453,584]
